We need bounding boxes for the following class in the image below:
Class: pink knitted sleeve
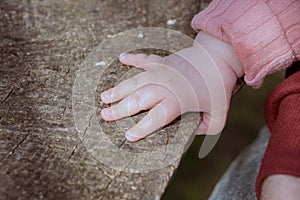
[192,0,300,88]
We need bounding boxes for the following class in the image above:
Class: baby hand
[261,175,300,200]
[100,32,243,142]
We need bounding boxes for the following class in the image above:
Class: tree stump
[0,0,205,199]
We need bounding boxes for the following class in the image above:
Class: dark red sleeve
[256,67,300,199]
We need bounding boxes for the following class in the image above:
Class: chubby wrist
[191,32,242,98]
[170,32,242,134]
[194,31,244,78]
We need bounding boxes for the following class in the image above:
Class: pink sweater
[192,0,300,88]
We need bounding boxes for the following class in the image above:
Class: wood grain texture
[0,0,202,199]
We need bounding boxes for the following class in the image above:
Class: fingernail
[125,131,138,141]
[102,108,112,118]
[119,53,127,60]
[101,91,111,102]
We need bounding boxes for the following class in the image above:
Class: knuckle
[162,55,172,64]
[131,77,138,88]
[149,107,166,126]
[162,54,178,65]
[130,93,142,109]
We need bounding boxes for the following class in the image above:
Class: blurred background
[162,71,285,199]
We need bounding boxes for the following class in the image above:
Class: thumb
[197,112,227,135]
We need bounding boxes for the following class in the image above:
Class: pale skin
[261,175,300,200]
[100,31,300,199]
[101,32,243,140]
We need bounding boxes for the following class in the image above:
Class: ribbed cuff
[191,0,299,88]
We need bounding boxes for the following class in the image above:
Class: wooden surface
[0,0,203,199]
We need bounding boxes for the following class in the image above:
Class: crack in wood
[98,158,134,200]
[118,139,126,149]
[68,113,95,161]
[4,133,29,160]
[2,89,14,102]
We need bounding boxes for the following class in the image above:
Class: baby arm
[100,31,243,142]
[193,0,300,198]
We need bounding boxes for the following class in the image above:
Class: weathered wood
[0,0,204,199]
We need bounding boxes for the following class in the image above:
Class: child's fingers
[101,72,147,104]
[119,53,162,69]
[101,53,170,104]
[198,112,226,135]
[101,85,165,121]
[124,99,180,142]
